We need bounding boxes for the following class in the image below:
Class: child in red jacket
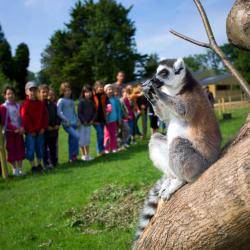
[20,81,48,173]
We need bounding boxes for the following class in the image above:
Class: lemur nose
[152,75,164,88]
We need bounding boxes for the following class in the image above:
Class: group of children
[0,76,150,177]
[0,82,59,176]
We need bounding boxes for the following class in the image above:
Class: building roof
[199,72,232,86]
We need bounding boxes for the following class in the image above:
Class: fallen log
[134,114,250,250]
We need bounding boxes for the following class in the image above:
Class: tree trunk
[134,114,250,250]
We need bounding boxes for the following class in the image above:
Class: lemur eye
[159,69,169,78]
[174,67,184,75]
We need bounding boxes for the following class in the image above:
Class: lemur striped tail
[134,178,164,243]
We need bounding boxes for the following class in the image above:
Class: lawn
[0,107,249,250]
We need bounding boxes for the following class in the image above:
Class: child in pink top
[0,86,25,176]
[103,84,121,153]
[122,87,136,144]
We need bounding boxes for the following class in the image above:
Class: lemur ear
[173,58,185,75]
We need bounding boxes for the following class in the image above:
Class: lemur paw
[158,179,171,200]
[151,132,164,139]
[159,188,171,201]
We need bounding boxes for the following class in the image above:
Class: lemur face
[142,58,186,98]
[155,58,186,96]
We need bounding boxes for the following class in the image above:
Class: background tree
[141,53,159,79]
[37,69,51,85]
[0,24,13,82]
[41,0,142,95]
[184,55,203,72]
[184,43,250,78]
[27,71,36,82]
[13,43,30,99]
[184,53,210,72]
[0,24,4,41]
[220,43,250,82]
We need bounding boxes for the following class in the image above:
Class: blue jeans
[94,123,105,153]
[63,125,79,160]
[25,133,45,161]
[128,119,135,144]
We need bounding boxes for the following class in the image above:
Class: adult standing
[112,71,128,148]
[112,71,127,97]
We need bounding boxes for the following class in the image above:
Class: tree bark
[134,114,250,250]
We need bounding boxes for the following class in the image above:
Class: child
[103,84,121,153]
[20,81,48,173]
[148,103,158,134]
[131,84,144,137]
[92,81,106,155]
[78,86,96,161]
[114,87,130,149]
[57,82,79,162]
[48,88,60,165]
[39,84,60,168]
[134,84,148,139]
[123,86,136,145]
[0,86,25,176]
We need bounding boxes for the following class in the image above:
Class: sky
[0,0,235,73]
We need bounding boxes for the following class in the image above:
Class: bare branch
[193,0,216,46]
[169,0,250,99]
[169,29,210,48]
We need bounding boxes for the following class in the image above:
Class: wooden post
[218,99,222,117]
[0,125,8,179]
[222,98,225,113]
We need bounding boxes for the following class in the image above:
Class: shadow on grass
[57,141,148,171]
[0,141,149,184]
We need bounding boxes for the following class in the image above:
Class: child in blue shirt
[57,82,79,162]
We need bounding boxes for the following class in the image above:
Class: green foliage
[0,39,13,80]
[13,43,30,99]
[203,43,250,81]
[27,71,36,82]
[41,0,141,94]
[37,68,51,86]
[220,44,250,82]
[140,53,159,79]
[184,43,250,80]
[184,53,213,72]
[0,24,13,79]
[184,55,202,72]
[0,70,11,102]
[0,24,4,42]
[0,24,30,99]
[0,24,12,99]
[0,70,9,86]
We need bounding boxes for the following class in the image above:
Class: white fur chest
[167,117,187,145]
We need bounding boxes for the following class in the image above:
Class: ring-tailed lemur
[134,58,221,242]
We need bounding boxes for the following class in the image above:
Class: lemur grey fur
[134,58,222,243]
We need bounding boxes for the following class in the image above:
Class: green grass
[216,108,249,146]
[0,107,249,250]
